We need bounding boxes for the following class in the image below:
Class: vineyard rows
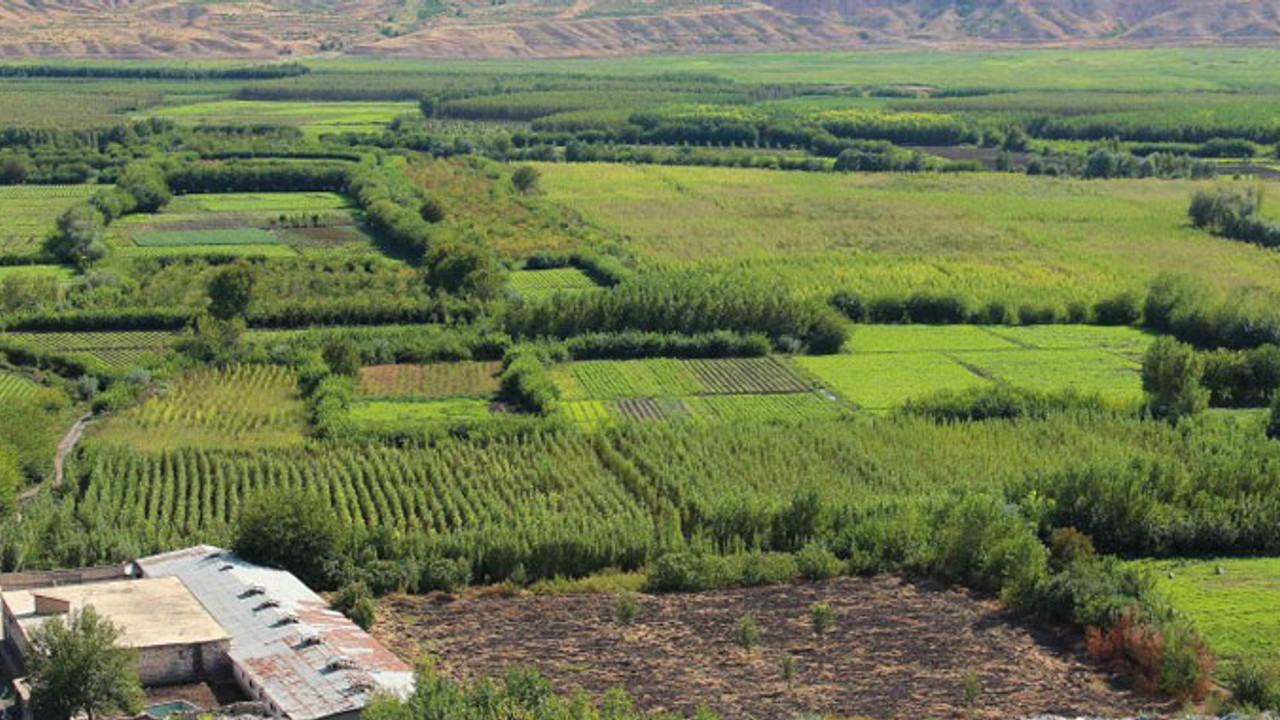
[552,357,813,400]
[92,365,306,451]
[7,331,178,351]
[0,370,38,401]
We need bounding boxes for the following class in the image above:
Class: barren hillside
[0,0,1277,59]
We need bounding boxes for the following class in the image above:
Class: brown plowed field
[374,576,1154,720]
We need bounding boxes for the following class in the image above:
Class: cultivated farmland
[0,185,103,257]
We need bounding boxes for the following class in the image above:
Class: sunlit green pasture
[143,100,418,137]
[1141,558,1280,664]
[539,163,1280,306]
[349,399,495,428]
[793,325,1152,409]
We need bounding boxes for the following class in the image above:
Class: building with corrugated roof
[1,546,414,720]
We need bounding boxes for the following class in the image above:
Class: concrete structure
[1,577,231,686]
[1,547,414,720]
[137,547,414,720]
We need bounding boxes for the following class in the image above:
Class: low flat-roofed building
[1,577,231,686]
[138,546,414,720]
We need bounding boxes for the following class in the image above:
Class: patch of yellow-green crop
[538,163,1280,306]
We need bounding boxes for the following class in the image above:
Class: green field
[509,268,600,298]
[394,48,1280,92]
[796,325,1151,409]
[0,185,104,256]
[538,164,1280,306]
[0,265,76,282]
[111,192,373,257]
[132,228,277,247]
[144,100,419,137]
[349,399,495,428]
[1143,558,1280,664]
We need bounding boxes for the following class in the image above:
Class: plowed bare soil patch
[375,576,1148,720]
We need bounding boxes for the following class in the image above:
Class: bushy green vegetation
[9,49,1280,707]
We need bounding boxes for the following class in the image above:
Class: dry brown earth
[374,575,1159,720]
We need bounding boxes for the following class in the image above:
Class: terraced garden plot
[683,393,848,423]
[358,362,503,399]
[349,399,494,428]
[846,325,1021,353]
[91,364,305,452]
[509,268,600,298]
[795,353,992,410]
[0,184,102,256]
[0,369,38,400]
[1139,558,1280,664]
[953,349,1143,402]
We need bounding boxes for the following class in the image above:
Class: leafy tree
[0,152,31,184]
[511,165,541,194]
[27,607,143,720]
[234,487,340,588]
[323,336,361,377]
[422,239,503,299]
[207,261,257,320]
[45,205,107,267]
[176,315,244,364]
[1142,336,1208,423]
[419,196,446,223]
[115,163,171,213]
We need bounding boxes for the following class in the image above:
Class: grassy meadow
[538,164,1280,305]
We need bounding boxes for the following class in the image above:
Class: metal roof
[136,546,414,720]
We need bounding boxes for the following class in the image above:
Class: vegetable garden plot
[683,357,812,394]
[616,397,683,421]
[509,268,601,298]
[552,359,701,400]
[358,362,503,399]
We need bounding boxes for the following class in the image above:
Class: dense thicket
[505,275,847,353]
